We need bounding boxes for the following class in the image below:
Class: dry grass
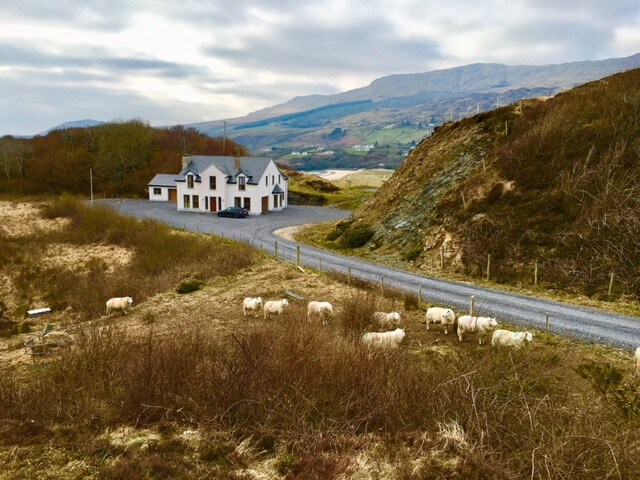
[1,197,639,479]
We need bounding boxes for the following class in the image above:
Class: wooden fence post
[608,272,614,296]
[545,312,550,338]
[534,261,538,286]
[348,267,351,285]
[275,241,278,260]
[440,245,445,269]
[319,257,322,269]
[470,295,476,316]
[418,286,423,310]
[380,276,385,296]
[486,254,491,281]
[296,245,300,266]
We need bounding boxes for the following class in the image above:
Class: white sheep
[307,301,333,324]
[456,315,498,344]
[635,347,640,376]
[425,307,456,334]
[362,328,406,349]
[372,311,402,329]
[263,299,289,319]
[106,296,133,316]
[491,329,533,348]
[243,297,263,317]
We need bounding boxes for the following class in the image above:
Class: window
[273,194,279,208]
[192,195,199,209]
[187,175,194,189]
[234,197,241,207]
[183,195,190,208]
[278,174,281,184]
[272,175,275,185]
[209,176,216,190]
[153,187,161,195]
[238,176,246,191]
[243,197,251,211]
[204,197,209,210]
[265,177,268,186]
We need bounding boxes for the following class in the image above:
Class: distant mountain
[39,119,105,136]
[188,53,640,168]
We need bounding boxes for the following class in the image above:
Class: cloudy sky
[1,0,639,136]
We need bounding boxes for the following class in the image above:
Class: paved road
[99,199,640,350]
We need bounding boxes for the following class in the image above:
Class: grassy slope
[325,68,640,303]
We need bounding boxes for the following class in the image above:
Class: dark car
[217,207,249,218]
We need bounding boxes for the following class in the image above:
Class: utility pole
[222,121,227,155]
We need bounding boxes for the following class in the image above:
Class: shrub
[339,224,375,248]
[176,278,204,294]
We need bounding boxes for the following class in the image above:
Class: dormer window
[239,176,246,191]
[187,175,194,189]
[209,176,216,190]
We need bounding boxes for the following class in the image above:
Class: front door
[261,196,269,214]
[209,196,217,212]
[168,189,177,203]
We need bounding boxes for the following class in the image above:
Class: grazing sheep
[263,299,289,319]
[106,296,133,316]
[491,329,533,348]
[635,347,640,376]
[362,328,406,349]
[456,315,498,344]
[372,311,402,329]
[243,297,263,317]
[25,330,74,359]
[307,301,333,324]
[425,307,456,334]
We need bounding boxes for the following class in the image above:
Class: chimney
[234,156,241,172]
[182,154,193,170]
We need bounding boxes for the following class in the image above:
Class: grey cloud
[203,19,442,77]
[0,39,211,80]
[2,0,136,31]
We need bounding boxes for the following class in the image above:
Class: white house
[148,155,288,215]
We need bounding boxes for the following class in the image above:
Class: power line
[0,93,197,125]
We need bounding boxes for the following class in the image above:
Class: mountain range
[188,53,640,168]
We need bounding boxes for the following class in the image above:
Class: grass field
[1,197,639,479]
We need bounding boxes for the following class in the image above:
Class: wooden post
[319,257,322,269]
[461,191,466,208]
[296,245,300,266]
[608,272,614,296]
[418,286,423,310]
[470,295,476,316]
[275,241,278,259]
[486,254,491,281]
[440,245,445,269]
[545,312,550,338]
[534,261,538,286]
[380,276,385,295]
[348,267,351,285]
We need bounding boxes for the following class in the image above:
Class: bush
[339,224,375,248]
[176,278,204,294]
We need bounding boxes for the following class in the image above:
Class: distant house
[148,155,288,215]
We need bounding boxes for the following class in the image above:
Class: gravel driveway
[99,199,640,350]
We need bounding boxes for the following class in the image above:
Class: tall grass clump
[337,292,378,338]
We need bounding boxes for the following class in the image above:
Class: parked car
[217,207,249,218]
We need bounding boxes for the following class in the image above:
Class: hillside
[189,54,640,169]
[330,68,640,299]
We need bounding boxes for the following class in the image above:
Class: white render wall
[176,160,288,215]
[149,186,171,202]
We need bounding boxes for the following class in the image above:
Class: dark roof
[179,156,281,185]
[271,184,284,194]
[148,174,181,187]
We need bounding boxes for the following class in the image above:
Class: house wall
[175,160,288,214]
[149,186,171,202]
